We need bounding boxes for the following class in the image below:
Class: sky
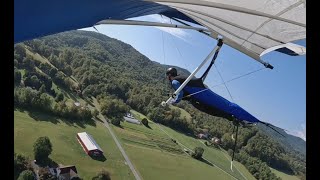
[81,15,306,141]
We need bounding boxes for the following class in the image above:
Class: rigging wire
[168,19,190,71]
[213,64,235,102]
[160,15,171,94]
[211,67,266,88]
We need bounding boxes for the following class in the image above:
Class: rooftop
[77,132,103,152]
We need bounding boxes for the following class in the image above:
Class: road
[100,116,142,180]
[92,97,142,180]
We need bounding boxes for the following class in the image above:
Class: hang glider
[15,0,305,171]
[161,38,288,170]
[15,0,306,68]
[162,39,282,128]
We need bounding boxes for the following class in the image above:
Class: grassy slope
[159,124,253,180]
[111,118,235,180]
[271,168,300,180]
[170,106,192,122]
[129,109,255,179]
[130,109,151,122]
[130,107,191,123]
[14,110,135,180]
[124,143,233,180]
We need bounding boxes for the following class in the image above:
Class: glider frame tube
[96,19,210,32]
[162,38,223,106]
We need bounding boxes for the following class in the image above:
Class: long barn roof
[77,132,103,152]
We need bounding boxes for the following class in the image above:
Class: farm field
[111,115,249,180]
[14,110,135,180]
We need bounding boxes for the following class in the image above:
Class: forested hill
[34,30,190,86]
[14,30,306,179]
[257,124,306,156]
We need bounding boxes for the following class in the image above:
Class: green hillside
[13,30,305,179]
[14,110,134,180]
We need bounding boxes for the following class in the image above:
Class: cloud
[287,124,306,141]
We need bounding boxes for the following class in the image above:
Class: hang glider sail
[15,0,306,68]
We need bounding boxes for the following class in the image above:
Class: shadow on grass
[90,154,107,162]
[14,107,25,112]
[66,91,78,102]
[143,124,153,129]
[28,111,59,124]
[26,109,96,128]
[198,157,214,167]
[116,124,124,129]
[83,98,95,107]
[36,157,59,168]
[272,167,295,176]
[94,116,104,123]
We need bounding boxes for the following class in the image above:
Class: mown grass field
[130,107,191,123]
[14,110,135,180]
[156,124,255,180]
[159,124,301,180]
[271,168,300,180]
[111,115,244,180]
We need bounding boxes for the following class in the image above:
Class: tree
[14,44,27,61]
[14,153,32,179]
[141,118,148,127]
[111,118,121,127]
[63,65,73,76]
[92,109,99,117]
[39,84,46,93]
[192,147,204,159]
[98,95,129,119]
[38,167,57,180]
[33,136,53,161]
[22,56,35,69]
[30,75,41,89]
[17,170,35,180]
[14,69,22,85]
[92,169,111,180]
[49,68,58,77]
[55,93,64,102]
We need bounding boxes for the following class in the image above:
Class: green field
[130,107,191,123]
[157,124,256,180]
[170,106,192,122]
[130,109,151,121]
[14,110,135,180]
[14,103,257,180]
[271,168,300,180]
[111,116,251,180]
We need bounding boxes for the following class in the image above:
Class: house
[197,133,209,139]
[50,165,78,180]
[211,137,221,145]
[77,132,103,156]
[125,112,134,118]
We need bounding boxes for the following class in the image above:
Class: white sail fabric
[146,0,306,60]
